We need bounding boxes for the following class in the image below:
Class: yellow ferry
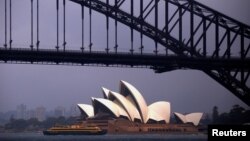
[43,124,107,135]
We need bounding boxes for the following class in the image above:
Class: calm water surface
[0,133,207,141]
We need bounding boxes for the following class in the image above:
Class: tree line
[4,116,78,132]
[212,105,250,124]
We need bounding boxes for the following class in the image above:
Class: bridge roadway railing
[0,47,249,72]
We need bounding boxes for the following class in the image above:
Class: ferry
[43,124,107,135]
[43,119,204,135]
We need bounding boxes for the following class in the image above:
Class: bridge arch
[70,0,250,106]
[70,0,189,56]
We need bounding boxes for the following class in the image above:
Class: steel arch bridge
[0,0,250,106]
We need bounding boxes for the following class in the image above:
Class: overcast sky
[0,0,249,114]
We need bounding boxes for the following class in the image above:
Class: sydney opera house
[77,80,203,134]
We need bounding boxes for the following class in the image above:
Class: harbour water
[0,133,207,141]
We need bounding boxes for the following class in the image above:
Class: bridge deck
[0,48,249,72]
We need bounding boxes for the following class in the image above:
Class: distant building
[54,106,66,117]
[69,105,80,117]
[16,104,27,119]
[26,110,36,119]
[35,106,46,121]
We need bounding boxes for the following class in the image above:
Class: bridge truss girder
[1,48,249,71]
[70,0,250,105]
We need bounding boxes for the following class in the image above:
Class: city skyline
[0,103,80,122]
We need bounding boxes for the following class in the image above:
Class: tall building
[35,106,46,121]
[16,104,27,119]
[54,106,66,117]
[69,105,80,117]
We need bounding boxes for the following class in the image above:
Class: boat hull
[43,130,107,135]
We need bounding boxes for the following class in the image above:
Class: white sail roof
[174,112,203,126]
[147,110,165,122]
[77,104,94,117]
[174,112,186,123]
[120,80,148,123]
[76,80,204,126]
[92,97,129,119]
[102,87,110,99]
[147,101,171,123]
[186,113,203,126]
[92,97,119,117]
[114,101,130,119]
[108,91,141,122]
